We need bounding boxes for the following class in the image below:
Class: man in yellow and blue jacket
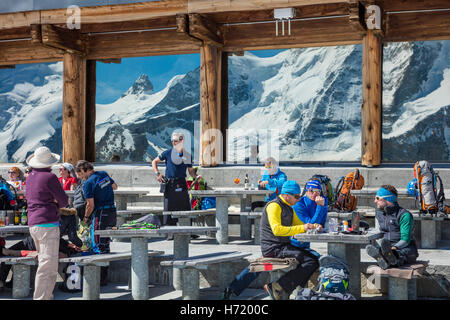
[222,180,319,300]
[261,180,320,300]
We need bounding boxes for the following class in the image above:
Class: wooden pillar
[361,30,382,167]
[85,60,96,162]
[63,52,86,164]
[220,52,229,163]
[200,44,223,167]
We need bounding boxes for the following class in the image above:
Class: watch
[156,171,161,176]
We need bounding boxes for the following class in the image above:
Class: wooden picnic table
[95,225,219,300]
[189,188,273,244]
[294,230,383,299]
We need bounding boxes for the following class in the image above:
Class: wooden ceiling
[0,0,449,65]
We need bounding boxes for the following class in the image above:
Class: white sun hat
[26,146,61,169]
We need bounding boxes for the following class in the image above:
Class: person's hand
[68,243,82,252]
[313,223,323,233]
[315,196,325,206]
[259,180,269,188]
[304,223,314,231]
[391,246,397,251]
[156,174,166,183]
[195,175,202,181]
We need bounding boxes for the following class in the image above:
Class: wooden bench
[160,251,251,300]
[366,261,428,300]
[1,250,164,300]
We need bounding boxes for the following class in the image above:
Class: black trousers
[266,243,319,294]
[393,240,419,266]
[91,207,117,254]
[163,178,191,226]
[60,215,83,248]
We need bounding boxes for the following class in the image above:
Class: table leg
[254,217,261,245]
[216,197,229,244]
[420,220,436,249]
[115,195,127,211]
[83,265,100,300]
[131,237,149,300]
[327,243,361,299]
[173,234,190,290]
[240,197,252,240]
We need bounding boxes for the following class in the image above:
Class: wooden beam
[188,0,342,13]
[220,51,228,163]
[0,65,15,69]
[222,16,363,51]
[189,13,223,47]
[41,24,87,56]
[348,0,366,34]
[98,58,121,64]
[377,0,450,12]
[86,29,201,60]
[0,40,63,66]
[361,30,382,167]
[385,10,450,42]
[40,0,187,25]
[0,11,40,30]
[200,44,223,167]
[63,53,86,164]
[85,60,96,163]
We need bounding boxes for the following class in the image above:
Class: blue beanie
[376,187,397,203]
[281,180,301,195]
[306,180,322,190]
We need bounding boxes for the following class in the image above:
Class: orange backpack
[333,169,365,212]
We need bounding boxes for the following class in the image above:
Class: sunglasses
[308,188,321,193]
[288,194,300,199]
[375,196,387,201]
[8,171,16,174]
[25,170,31,174]
[264,164,274,169]
[172,137,184,143]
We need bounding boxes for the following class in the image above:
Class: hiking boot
[379,238,398,266]
[221,287,233,300]
[365,244,389,270]
[264,281,285,300]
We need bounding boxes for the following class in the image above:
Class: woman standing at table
[151,132,201,229]
[25,146,68,300]
[7,166,25,191]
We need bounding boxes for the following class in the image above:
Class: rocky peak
[121,74,154,97]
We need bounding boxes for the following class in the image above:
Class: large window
[227,46,363,163]
[0,62,63,163]
[95,54,201,162]
[382,40,450,162]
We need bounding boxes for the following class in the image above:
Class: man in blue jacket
[290,179,328,249]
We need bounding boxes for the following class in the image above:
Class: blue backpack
[317,255,351,295]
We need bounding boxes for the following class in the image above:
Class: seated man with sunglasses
[365,185,418,270]
[292,180,328,228]
[222,181,319,300]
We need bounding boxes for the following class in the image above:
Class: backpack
[413,160,450,217]
[301,174,334,203]
[295,287,356,300]
[187,176,206,210]
[317,255,352,295]
[333,169,364,212]
[0,178,17,210]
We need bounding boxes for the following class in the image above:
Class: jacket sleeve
[309,197,328,226]
[49,175,69,208]
[266,202,305,236]
[393,212,414,249]
[267,172,287,194]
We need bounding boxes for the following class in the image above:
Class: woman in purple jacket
[25,146,68,300]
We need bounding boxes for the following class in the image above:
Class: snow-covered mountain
[0,40,448,163]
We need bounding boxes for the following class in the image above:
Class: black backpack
[301,175,334,203]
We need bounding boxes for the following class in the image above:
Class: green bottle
[20,208,27,225]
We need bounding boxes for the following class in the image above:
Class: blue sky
[96,49,285,104]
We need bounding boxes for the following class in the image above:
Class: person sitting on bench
[365,185,419,270]
[222,180,319,300]
[251,157,287,211]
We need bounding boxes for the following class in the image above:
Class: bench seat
[161,251,251,300]
[1,250,164,300]
[366,261,428,300]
